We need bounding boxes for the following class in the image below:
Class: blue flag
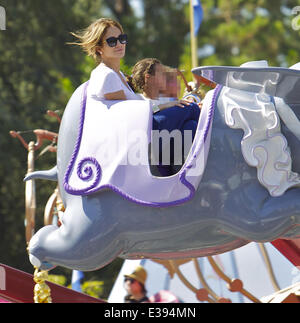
[71,270,84,292]
[193,0,203,36]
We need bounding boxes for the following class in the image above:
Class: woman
[123,266,149,303]
[70,21,199,175]
[70,18,137,101]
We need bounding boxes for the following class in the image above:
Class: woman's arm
[104,90,127,100]
[90,66,128,100]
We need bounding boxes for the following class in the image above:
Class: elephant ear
[192,61,300,105]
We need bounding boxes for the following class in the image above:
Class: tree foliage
[180,0,300,81]
[0,0,103,275]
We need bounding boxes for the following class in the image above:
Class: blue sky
[129,0,143,17]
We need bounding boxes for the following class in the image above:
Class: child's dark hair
[128,58,162,92]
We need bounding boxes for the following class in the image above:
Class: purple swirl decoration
[77,157,102,183]
[64,81,104,195]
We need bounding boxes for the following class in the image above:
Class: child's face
[165,72,179,98]
[151,64,167,92]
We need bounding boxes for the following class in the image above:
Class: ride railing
[0,263,105,303]
[10,111,60,244]
[8,111,105,303]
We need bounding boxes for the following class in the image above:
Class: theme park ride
[1,62,300,303]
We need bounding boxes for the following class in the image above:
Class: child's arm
[157,99,193,111]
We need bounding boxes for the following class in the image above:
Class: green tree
[180,0,300,81]
[103,0,190,67]
[0,0,102,273]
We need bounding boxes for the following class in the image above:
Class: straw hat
[124,266,147,285]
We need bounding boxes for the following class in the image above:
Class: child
[128,58,201,175]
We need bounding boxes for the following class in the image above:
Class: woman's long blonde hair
[68,18,124,63]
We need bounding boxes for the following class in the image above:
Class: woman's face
[99,25,126,60]
[124,278,143,295]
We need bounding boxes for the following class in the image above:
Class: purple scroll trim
[63,81,103,194]
[64,82,223,207]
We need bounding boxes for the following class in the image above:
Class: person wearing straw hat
[123,266,149,303]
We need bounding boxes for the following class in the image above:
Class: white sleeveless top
[88,63,139,100]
